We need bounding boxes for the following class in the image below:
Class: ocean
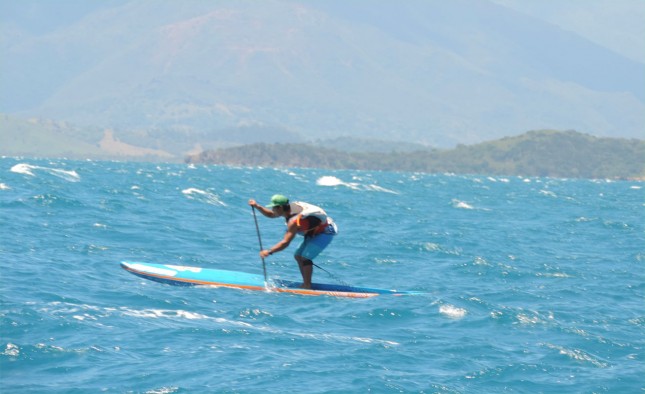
[1,157,643,393]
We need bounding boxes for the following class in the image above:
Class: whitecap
[146,387,180,394]
[73,313,98,321]
[176,310,211,320]
[316,175,359,189]
[439,304,467,319]
[288,331,399,346]
[536,272,572,278]
[423,242,441,252]
[182,188,227,206]
[486,177,510,183]
[575,216,595,222]
[543,343,608,368]
[11,163,35,176]
[0,183,9,190]
[10,163,80,182]
[280,169,308,182]
[490,311,504,319]
[452,199,474,209]
[374,258,399,264]
[43,167,80,182]
[517,313,542,325]
[42,301,401,348]
[2,343,20,357]
[365,184,399,194]
[539,190,557,197]
[120,308,210,320]
[316,175,400,193]
[473,256,490,266]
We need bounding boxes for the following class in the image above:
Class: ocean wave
[146,387,180,394]
[535,272,572,278]
[181,188,227,206]
[542,343,608,368]
[1,342,109,360]
[422,242,462,256]
[40,302,254,329]
[10,163,80,182]
[38,301,399,348]
[451,199,475,209]
[450,199,492,211]
[539,189,557,198]
[439,304,467,319]
[120,307,216,321]
[3,158,642,393]
[316,175,359,188]
[287,331,399,347]
[279,168,308,182]
[2,343,20,357]
[316,175,399,194]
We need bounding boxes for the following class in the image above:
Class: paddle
[251,206,269,287]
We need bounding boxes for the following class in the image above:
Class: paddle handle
[251,206,268,285]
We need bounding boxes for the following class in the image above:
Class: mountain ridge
[2,1,643,148]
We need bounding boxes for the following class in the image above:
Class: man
[248,194,338,289]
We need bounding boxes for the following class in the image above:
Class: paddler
[249,194,338,289]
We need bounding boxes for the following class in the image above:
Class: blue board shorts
[294,221,338,261]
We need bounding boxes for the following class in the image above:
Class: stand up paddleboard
[121,262,423,298]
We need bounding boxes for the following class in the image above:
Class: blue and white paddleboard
[121,262,423,298]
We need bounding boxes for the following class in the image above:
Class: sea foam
[316,175,398,194]
[11,163,80,182]
[182,188,227,206]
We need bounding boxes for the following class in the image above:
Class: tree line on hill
[185,130,645,180]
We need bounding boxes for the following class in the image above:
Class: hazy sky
[489,0,645,63]
[1,0,128,34]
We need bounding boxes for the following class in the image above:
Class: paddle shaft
[251,206,268,284]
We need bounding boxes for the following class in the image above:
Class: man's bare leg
[296,255,313,289]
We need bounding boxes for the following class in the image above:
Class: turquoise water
[1,157,643,393]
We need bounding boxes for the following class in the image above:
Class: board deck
[121,262,423,298]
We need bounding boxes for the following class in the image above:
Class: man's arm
[260,222,298,258]
[249,199,277,218]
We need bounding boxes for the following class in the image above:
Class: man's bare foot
[300,283,312,289]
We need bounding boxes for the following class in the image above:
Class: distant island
[186,130,645,180]
[1,113,642,180]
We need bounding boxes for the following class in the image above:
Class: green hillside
[186,130,645,180]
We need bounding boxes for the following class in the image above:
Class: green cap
[267,194,289,207]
